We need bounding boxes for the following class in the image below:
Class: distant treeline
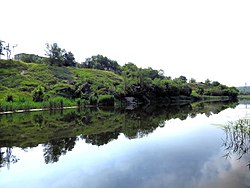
[237,86,250,95]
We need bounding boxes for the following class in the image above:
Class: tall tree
[45,43,77,67]
[82,55,121,74]
[45,43,65,66]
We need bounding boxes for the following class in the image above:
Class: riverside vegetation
[0,42,239,112]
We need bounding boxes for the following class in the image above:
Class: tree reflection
[81,129,121,146]
[0,147,19,169]
[43,137,77,164]
[0,101,238,165]
[221,119,250,167]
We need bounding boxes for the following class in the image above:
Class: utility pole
[12,44,18,59]
[5,43,11,59]
[0,40,5,59]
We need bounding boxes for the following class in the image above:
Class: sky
[1,0,250,87]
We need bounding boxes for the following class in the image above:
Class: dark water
[1,102,250,188]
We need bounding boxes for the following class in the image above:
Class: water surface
[0,102,250,188]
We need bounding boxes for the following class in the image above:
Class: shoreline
[0,96,235,115]
[0,106,78,115]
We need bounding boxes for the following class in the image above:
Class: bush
[89,95,98,105]
[6,94,14,102]
[32,85,45,102]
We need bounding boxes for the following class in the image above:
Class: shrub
[6,94,14,102]
[89,95,98,105]
[32,85,45,102]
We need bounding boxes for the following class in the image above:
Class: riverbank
[0,59,239,113]
[0,95,233,115]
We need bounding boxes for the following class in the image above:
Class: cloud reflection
[196,152,250,188]
[64,149,250,188]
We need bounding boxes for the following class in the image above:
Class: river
[0,101,250,188]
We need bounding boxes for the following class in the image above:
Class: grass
[0,97,76,112]
[0,59,124,111]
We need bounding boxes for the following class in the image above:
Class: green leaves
[45,43,76,67]
[32,85,45,102]
[81,55,121,74]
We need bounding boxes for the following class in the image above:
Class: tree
[122,63,138,77]
[212,81,220,87]
[196,87,204,95]
[158,69,165,78]
[178,75,187,82]
[63,51,76,67]
[0,40,5,59]
[82,55,121,74]
[45,43,77,67]
[45,43,65,66]
[189,78,196,83]
[205,79,211,86]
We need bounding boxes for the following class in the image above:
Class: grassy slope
[0,59,124,101]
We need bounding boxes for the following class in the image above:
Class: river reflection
[1,101,250,188]
[0,101,236,166]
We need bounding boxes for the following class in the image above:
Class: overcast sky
[1,0,250,86]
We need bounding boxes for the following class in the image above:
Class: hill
[0,59,124,111]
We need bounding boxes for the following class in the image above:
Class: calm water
[1,102,250,188]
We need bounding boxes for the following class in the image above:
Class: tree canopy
[81,55,121,74]
[45,43,76,67]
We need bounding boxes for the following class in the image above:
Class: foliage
[32,85,45,102]
[89,95,98,105]
[45,43,76,67]
[220,119,250,165]
[45,97,74,109]
[81,55,121,74]
[45,43,65,66]
[0,57,239,111]
[63,51,76,67]
[5,94,13,102]
[121,63,192,102]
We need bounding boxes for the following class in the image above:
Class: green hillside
[0,58,239,112]
[0,59,124,111]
